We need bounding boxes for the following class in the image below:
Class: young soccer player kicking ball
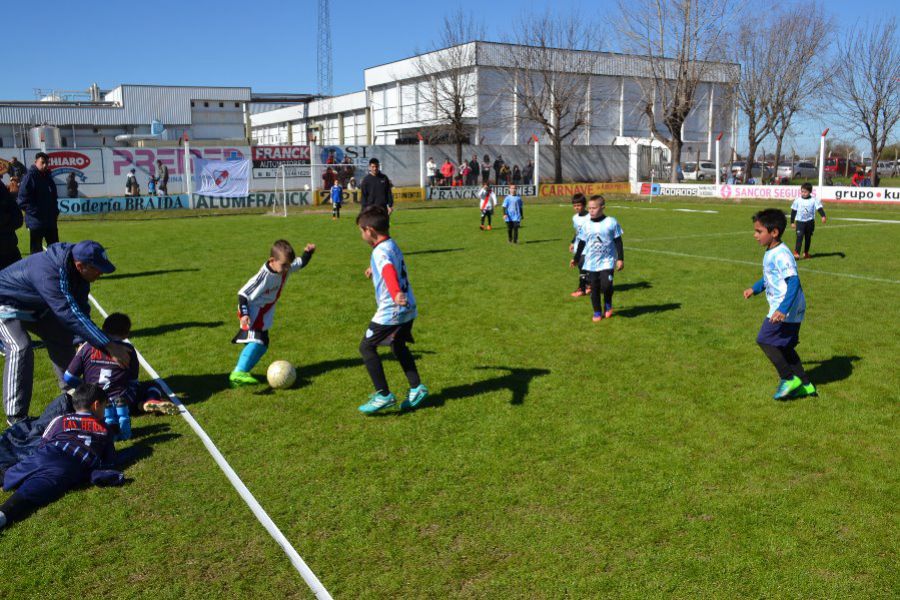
[571,195,623,321]
[569,193,591,297]
[356,206,428,414]
[229,240,315,387]
[790,183,826,259]
[744,209,816,400]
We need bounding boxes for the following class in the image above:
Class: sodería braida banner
[539,182,630,197]
[195,158,251,197]
[252,145,311,178]
[428,185,537,200]
[58,195,189,215]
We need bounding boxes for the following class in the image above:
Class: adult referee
[359,158,393,214]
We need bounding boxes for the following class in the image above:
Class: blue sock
[235,343,268,373]
[116,404,131,441]
[104,403,117,429]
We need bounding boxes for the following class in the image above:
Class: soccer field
[0,197,897,598]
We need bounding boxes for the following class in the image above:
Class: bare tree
[413,10,484,164]
[827,18,900,186]
[501,12,599,183]
[617,0,737,182]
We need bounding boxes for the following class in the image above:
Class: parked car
[730,161,772,180]
[823,157,857,177]
[682,161,718,181]
[776,161,818,179]
[877,161,896,178]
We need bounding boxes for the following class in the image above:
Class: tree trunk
[552,135,563,183]
[773,136,784,183]
[455,139,463,165]
[745,142,758,184]
[871,144,881,187]
[669,138,683,183]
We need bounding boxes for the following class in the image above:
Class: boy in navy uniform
[572,195,624,321]
[0,383,124,530]
[229,240,316,387]
[743,209,816,400]
[568,193,591,297]
[790,183,826,259]
[356,206,428,414]
[502,184,523,243]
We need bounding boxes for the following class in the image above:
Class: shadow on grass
[117,422,182,471]
[131,321,224,338]
[405,248,466,256]
[523,238,564,245]
[615,281,652,293]
[806,355,860,386]
[104,268,200,281]
[806,252,846,259]
[615,303,681,318]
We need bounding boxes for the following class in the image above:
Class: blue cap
[72,240,116,274]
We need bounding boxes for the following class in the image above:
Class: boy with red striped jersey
[356,206,428,413]
[229,240,316,387]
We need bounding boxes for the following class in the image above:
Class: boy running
[229,240,316,387]
[790,183,826,259]
[356,206,428,414]
[569,193,591,297]
[502,184,523,243]
[744,208,816,400]
[571,195,623,321]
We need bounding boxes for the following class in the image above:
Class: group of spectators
[124,160,169,197]
[1,153,60,260]
[426,154,534,187]
[321,156,357,191]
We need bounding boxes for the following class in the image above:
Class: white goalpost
[275,164,288,217]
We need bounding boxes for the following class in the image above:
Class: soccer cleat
[142,398,179,415]
[792,250,801,259]
[604,309,614,319]
[358,391,396,414]
[480,225,485,230]
[571,289,587,297]
[229,370,260,388]
[773,376,803,400]
[803,252,811,259]
[400,385,429,410]
[486,225,492,231]
[592,312,603,322]
[790,382,818,398]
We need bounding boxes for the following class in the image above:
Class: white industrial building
[251,41,738,158]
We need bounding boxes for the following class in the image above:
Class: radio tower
[317,0,333,97]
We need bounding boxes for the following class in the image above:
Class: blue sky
[1,0,897,153]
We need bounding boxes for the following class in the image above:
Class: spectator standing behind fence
[0,178,23,270]
[426,157,436,187]
[65,173,78,198]
[493,155,504,184]
[155,160,169,195]
[523,160,534,185]
[512,165,522,185]
[440,159,455,186]
[124,169,138,197]
[481,154,491,185]
[16,152,59,255]
[468,154,480,186]
[6,158,25,182]
[322,167,336,190]
[499,163,511,185]
[360,158,394,214]
[460,161,471,186]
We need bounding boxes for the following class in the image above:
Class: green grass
[0,197,897,598]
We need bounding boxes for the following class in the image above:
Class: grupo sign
[427,185,537,200]
[58,195,189,215]
[539,182,630,196]
[818,186,900,203]
[252,145,310,178]
[633,181,900,204]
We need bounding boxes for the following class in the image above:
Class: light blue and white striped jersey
[582,216,623,271]
[572,212,590,253]
[791,195,823,222]
[762,243,805,322]
[371,238,417,325]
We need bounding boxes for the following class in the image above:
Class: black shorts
[796,221,815,235]
[232,328,270,346]
[361,320,415,348]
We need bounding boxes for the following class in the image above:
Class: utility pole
[317,0,333,97]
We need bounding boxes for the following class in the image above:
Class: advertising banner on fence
[315,189,360,205]
[192,191,313,209]
[252,145,311,178]
[58,195,189,216]
[636,182,719,197]
[539,182,630,197]
[24,149,105,197]
[110,146,249,196]
[427,185,537,200]
[818,186,900,203]
[632,181,900,204]
[195,158,251,197]
[393,187,425,202]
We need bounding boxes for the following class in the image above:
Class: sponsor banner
[717,184,800,200]
[317,145,373,166]
[23,149,105,195]
[58,195,189,216]
[393,186,425,202]
[427,185,537,200]
[192,191,313,209]
[315,189,360,205]
[110,146,248,195]
[818,186,900,203]
[539,182,630,197]
[632,181,900,204]
[252,145,311,178]
[636,182,718,197]
[195,158,251,197]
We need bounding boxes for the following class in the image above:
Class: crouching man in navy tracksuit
[0,383,124,530]
[0,240,132,426]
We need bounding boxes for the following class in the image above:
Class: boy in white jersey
[571,195,624,322]
[568,194,591,297]
[790,182,827,259]
[229,239,316,387]
[743,209,816,400]
[478,183,497,230]
[356,205,428,414]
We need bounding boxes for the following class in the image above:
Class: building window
[191,101,195,107]
[219,102,224,108]
[235,102,240,108]
[204,101,209,108]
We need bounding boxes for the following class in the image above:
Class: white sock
[0,511,7,529]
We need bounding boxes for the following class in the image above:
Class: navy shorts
[756,318,801,348]
[361,320,415,348]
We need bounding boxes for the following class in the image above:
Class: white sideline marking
[87,293,333,600]
[673,208,718,214]
[630,221,889,243]
[833,217,900,224]
[626,247,900,284]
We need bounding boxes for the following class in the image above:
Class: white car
[776,161,818,179]
[682,161,718,181]
[877,161,896,178]
[730,161,772,180]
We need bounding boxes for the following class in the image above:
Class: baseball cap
[72,240,116,274]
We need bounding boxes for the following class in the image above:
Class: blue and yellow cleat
[358,391,396,414]
[400,385,429,411]
[773,376,803,400]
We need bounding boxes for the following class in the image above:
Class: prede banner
[252,145,311,178]
[540,182,630,196]
[195,159,251,197]
[58,195,189,215]
[427,185,537,200]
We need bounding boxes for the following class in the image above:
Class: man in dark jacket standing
[16,153,59,255]
[0,240,131,425]
[359,158,393,214]
[155,160,169,195]
[0,180,23,270]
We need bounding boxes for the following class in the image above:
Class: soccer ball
[266,360,297,389]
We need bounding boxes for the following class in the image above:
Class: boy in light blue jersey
[330,182,343,220]
[569,193,591,297]
[790,182,826,259]
[743,208,816,400]
[356,205,428,414]
[571,195,623,321]
[502,184,523,243]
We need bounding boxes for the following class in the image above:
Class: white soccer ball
[266,360,297,389]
